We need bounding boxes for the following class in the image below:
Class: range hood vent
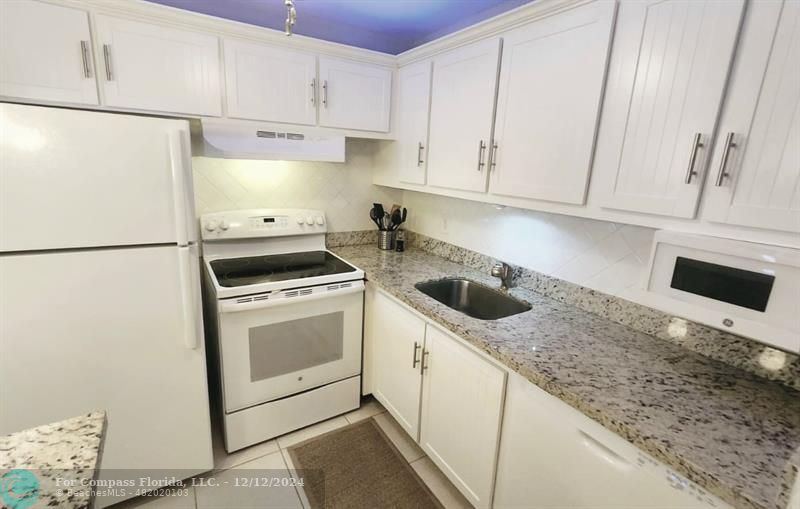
[197,119,345,162]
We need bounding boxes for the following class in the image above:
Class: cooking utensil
[389,208,402,230]
[369,207,382,229]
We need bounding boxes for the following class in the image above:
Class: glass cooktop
[210,251,357,288]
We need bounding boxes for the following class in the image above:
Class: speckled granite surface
[0,412,106,509]
[326,230,377,247]
[406,231,800,391]
[332,244,800,509]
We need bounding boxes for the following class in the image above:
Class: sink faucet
[491,262,512,291]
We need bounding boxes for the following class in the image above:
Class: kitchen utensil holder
[378,230,396,251]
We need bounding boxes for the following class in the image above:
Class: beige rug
[287,418,444,509]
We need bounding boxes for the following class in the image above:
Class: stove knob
[296,216,304,225]
[204,220,219,232]
[306,216,314,225]
[219,220,229,231]
[315,216,324,225]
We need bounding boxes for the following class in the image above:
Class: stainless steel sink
[415,278,531,320]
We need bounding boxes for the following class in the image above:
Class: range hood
[196,118,345,162]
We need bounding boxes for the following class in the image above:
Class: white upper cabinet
[593,0,745,218]
[703,0,800,233]
[0,0,98,105]
[223,39,316,125]
[489,1,616,205]
[427,38,502,193]
[94,15,222,117]
[318,56,392,132]
[396,61,433,185]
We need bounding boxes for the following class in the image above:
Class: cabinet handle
[420,349,429,374]
[477,140,487,172]
[310,79,316,105]
[490,141,498,172]
[578,430,631,470]
[684,133,704,184]
[80,40,92,78]
[412,341,421,368]
[714,132,737,186]
[102,44,114,81]
[417,142,424,167]
[322,80,328,107]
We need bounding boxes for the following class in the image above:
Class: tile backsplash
[192,139,401,232]
[401,190,656,299]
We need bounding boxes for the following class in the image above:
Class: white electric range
[201,209,365,452]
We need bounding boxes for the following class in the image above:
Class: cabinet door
[0,0,98,105]
[427,38,501,193]
[318,56,391,132]
[396,61,432,185]
[419,325,506,508]
[369,288,425,440]
[704,0,800,233]
[593,0,745,218]
[224,39,317,125]
[489,1,616,205]
[95,15,221,117]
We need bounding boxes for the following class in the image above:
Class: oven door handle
[219,282,365,314]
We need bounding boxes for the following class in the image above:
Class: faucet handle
[491,262,512,290]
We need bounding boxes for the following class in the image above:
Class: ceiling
[144,0,536,54]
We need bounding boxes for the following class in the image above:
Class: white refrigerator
[0,103,213,506]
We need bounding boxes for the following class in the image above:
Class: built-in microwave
[637,231,800,353]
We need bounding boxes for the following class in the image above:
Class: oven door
[217,281,364,413]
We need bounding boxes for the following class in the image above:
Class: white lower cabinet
[365,284,506,507]
[419,324,506,508]
[367,285,426,439]
[494,371,730,509]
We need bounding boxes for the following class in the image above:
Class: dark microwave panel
[670,257,774,312]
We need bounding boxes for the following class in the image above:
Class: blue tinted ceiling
[145,0,536,54]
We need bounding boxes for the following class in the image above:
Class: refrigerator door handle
[178,246,199,350]
[168,130,189,246]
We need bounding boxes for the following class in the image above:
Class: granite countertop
[332,245,800,509]
[0,412,106,509]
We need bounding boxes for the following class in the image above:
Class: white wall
[192,139,402,232]
[190,135,656,299]
[402,190,656,299]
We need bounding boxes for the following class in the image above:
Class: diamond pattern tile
[192,139,402,233]
[402,191,656,298]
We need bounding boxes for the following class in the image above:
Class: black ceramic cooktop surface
[211,251,357,288]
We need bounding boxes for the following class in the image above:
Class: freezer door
[0,103,195,251]
[0,245,212,504]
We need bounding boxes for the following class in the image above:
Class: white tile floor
[112,397,472,509]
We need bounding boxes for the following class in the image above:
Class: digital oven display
[670,257,774,312]
[262,218,275,223]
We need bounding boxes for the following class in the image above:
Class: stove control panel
[200,209,327,240]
